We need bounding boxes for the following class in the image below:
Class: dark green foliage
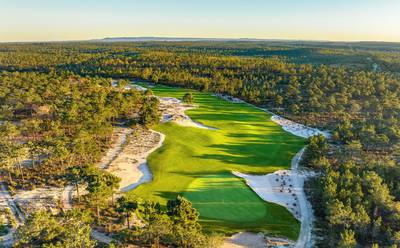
[82,165,121,218]
[305,143,400,247]
[14,210,96,248]
[182,92,194,104]
[115,196,210,247]
[67,166,85,203]
[166,196,207,248]
[0,72,142,189]
[303,135,330,170]
[139,94,160,126]
[116,196,138,228]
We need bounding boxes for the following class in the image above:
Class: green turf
[129,83,305,239]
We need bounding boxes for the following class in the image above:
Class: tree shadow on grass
[195,141,301,170]
[153,174,300,239]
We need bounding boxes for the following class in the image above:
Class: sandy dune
[99,127,134,169]
[106,128,165,192]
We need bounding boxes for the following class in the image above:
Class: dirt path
[0,183,26,247]
[0,184,25,224]
[292,148,314,248]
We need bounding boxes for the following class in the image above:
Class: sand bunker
[159,97,217,130]
[271,115,330,139]
[117,82,216,130]
[233,169,303,220]
[222,232,295,248]
[233,148,315,248]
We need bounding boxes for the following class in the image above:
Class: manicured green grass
[130,83,305,239]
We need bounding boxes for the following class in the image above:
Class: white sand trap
[233,169,303,220]
[232,148,314,248]
[62,127,165,207]
[106,129,165,192]
[159,97,217,130]
[271,115,330,139]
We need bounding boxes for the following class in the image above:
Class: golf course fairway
[129,84,305,240]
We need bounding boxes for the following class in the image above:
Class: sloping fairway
[130,84,305,239]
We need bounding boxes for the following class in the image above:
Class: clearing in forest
[130,84,304,240]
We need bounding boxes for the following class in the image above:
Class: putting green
[130,83,304,239]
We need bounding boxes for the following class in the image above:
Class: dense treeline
[0,41,399,247]
[14,195,216,247]
[304,135,400,247]
[0,72,143,189]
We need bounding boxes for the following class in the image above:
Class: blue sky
[1,0,399,42]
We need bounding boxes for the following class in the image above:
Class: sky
[1,0,400,42]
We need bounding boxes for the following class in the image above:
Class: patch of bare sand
[222,232,266,248]
[99,127,134,169]
[14,187,62,215]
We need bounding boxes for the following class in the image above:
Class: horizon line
[1,36,400,44]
